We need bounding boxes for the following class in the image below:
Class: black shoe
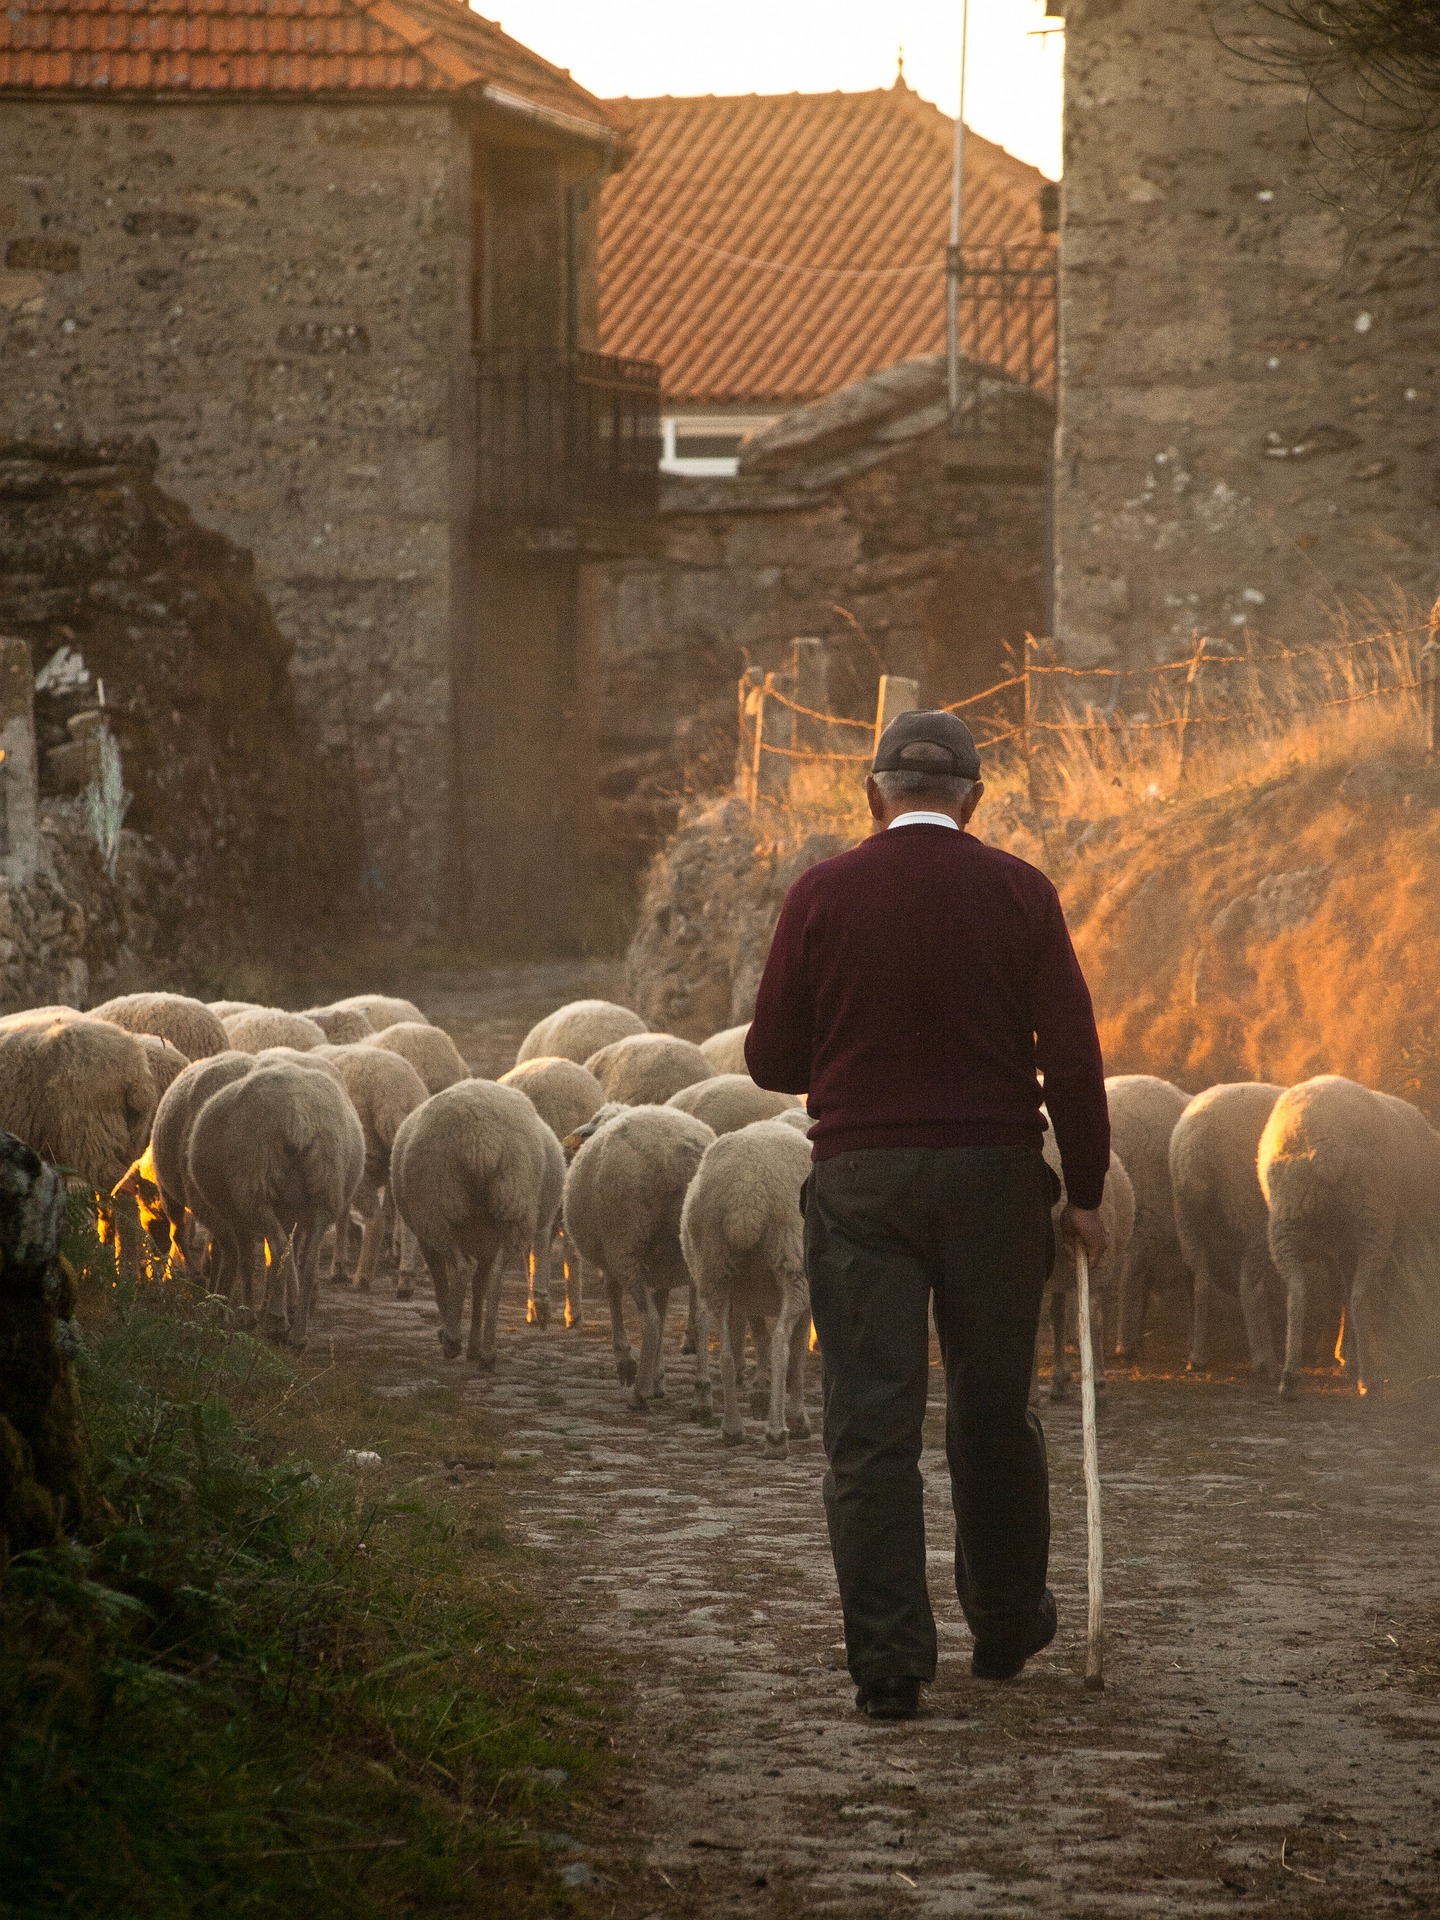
[971,1589,1058,1682]
[854,1675,923,1719]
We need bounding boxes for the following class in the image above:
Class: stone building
[0,0,658,945]
[585,355,1054,876]
[597,78,1055,473]
[582,81,1057,889]
[1054,0,1440,666]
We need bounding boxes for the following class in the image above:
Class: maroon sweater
[744,823,1111,1210]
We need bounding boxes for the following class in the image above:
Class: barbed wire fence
[737,608,1440,815]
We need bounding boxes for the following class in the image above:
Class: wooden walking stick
[1074,1243,1105,1690]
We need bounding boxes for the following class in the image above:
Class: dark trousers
[805,1145,1056,1684]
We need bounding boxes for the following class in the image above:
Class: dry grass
[731,618,1440,1116]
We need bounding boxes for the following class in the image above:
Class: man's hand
[1061,1203,1108,1266]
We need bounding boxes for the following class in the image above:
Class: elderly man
[745,709,1109,1720]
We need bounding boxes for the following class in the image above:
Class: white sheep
[93,991,229,1061]
[222,1008,328,1054]
[137,1033,192,1099]
[680,1118,813,1456]
[517,998,647,1067]
[497,1056,604,1326]
[205,1000,263,1020]
[1259,1075,1440,1398]
[330,993,428,1030]
[498,1055,605,1139]
[699,1023,751,1076]
[303,1004,375,1044]
[390,1079,559,1367]
[1107,1074,1191,1359]
[563,1103,715,1407]
[1169,1082,1285,1375]
[667,1073,801,1134]
[149,1050,255,1268]
[1041,1126,1135,1401]
[186,1060,365,1345]
[366,1020,469,1095]
[0,1008,157,1193]
[317,1044,428,1292]
[585,1033,715,1107]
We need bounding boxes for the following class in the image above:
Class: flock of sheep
[0,990,1435,1449]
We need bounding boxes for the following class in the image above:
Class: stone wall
[583,357,1053,885]
[0,99,470,936]
[0,439,361,995]
[1055,0,1440,667]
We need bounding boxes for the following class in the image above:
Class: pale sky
[482,0,1064,178]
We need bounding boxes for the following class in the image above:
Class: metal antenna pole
[945,0,971,415]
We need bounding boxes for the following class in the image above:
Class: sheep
[1169,1083,1286,1376]
[92,991,229,1062]
[667,1073,801,1135]
[1041,1126,1135,1401]
[206,1000,263,1020]
[585,1033,716,1108]
[774,1107,812,1135]
[317,1044,428,1292]
[699,1023,751,1075]
[563,1103,715,1408]
[186,1060,365,1346]
[1259,1075,1440,1399]
[497,1057,605,1327]
[137,1033,192,1100]
[390,1079,559,1367]
[366,1021,469,1095]
[222,1007,328,1054]
[517,998,646,1067]
[498,1056,605,1140]
[527,1124,573,1332]
[680,1118,814,1456]
[149,1051,255,1269]
[303,1004,375,1044]
[0,1008,157,1194]
[330,993,428,1030]
[1107,1074,1191,1360]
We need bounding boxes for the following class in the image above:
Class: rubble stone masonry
[1056,0,1440,665]
[0,100,471,934]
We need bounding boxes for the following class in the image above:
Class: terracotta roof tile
[0,0,617,131]
[599,82,1054,407]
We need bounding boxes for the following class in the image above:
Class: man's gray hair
[872,769,977,805]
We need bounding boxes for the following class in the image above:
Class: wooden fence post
[1423,636,1440,762]
[873,673,921,753]
[1176,631,1209,779]
[1022,634,1038,809]
[789,637,831,807]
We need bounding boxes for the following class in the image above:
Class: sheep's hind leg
[631,1279,665,1409]
[605,1273,637,1385]
[681,1281,698,1356]
[1272,1223,1316,1400]
[425,1242,466,1359]
[396,1221,423,1302]
[1238,1242,1280,1378]
[718,1296,745,1444]
[691,1287,713,1417]
[470,1244,507,1370]
[353,1185,393,1293]
[258,1215,294,1344]
[748,1312,773,1417]
[288,1222,325,1350]
[562,1234,584,1328]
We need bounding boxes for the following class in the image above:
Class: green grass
[0,1240,609,1920]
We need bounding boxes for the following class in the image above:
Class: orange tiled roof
[0,0,617,132]
[599,81,1054,407]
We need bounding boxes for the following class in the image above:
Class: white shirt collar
[887,811,961,831]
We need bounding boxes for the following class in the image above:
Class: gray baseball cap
[872,708,981,780]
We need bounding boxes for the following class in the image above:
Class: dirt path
[312,966,1440,1917]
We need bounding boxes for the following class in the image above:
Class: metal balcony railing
[475,349,662,526]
